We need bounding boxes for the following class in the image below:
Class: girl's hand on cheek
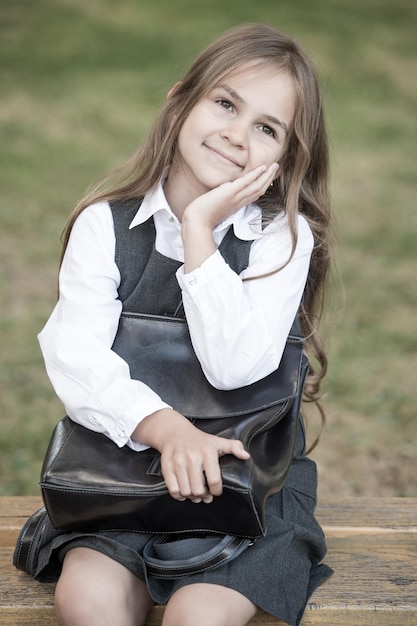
[183,162,279,230]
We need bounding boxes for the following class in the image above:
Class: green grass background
[1,0,416,497]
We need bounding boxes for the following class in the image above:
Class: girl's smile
[204,144,244,169]
[165,62,296,216]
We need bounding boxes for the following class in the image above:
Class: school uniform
[35,186,332,626]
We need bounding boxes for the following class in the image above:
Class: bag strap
[142,534,253,579]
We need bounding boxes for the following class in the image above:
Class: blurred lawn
[1,0,416,497]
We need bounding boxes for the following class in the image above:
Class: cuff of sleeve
[92,379,172,450]
[176,250,225,292]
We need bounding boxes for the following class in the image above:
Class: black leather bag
[40,312,308,539]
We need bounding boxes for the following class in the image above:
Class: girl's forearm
[181,217,217,274]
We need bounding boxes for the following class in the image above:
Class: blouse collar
[128,181,263,241]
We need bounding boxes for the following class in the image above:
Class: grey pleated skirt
[34,420,333,626]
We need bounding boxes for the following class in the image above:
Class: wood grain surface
[1,497,416,625]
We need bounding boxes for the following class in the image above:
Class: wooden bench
[1,496,416,625]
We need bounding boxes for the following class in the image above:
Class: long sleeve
[177,213,313,389]
[38,202,171,450]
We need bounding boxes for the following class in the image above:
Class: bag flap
[111,312,305,419]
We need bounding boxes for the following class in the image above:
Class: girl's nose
[220,121,248,148]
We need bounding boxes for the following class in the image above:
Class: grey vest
[110,198,253,317]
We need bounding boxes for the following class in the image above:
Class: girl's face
[167,62,296,208]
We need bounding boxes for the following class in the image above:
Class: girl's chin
[199,173,241,191]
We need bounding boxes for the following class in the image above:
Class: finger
[164,472,186,501]
[161,459,191,501]
[230,441,251,460]
[202,454,223,497]
[170,449,211,501]
[186,493,214,504]
[217,437,251,460]
[264,162,280,187]
[188,462,212,501]
[239,162,278,187]
[247,162,279,191]
[231,163,279,202]
[231,164,268,190]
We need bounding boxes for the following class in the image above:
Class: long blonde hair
[61,23,333,448]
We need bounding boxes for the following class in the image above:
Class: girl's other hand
[132,408,250,504]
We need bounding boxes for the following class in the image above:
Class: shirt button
[169,217,175,222]
[188,278,196,285]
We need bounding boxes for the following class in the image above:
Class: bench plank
[316,497,417,530]
[1,497,416,625]
[0,497,42,546]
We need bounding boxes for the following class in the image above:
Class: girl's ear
[167,81,182,99]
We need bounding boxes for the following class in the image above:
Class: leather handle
[142,534,254,579]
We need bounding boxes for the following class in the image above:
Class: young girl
[34,22,333,626]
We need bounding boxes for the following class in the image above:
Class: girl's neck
[163,166,205,222]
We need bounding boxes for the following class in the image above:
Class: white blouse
[38,184,314,451]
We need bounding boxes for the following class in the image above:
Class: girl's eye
[216,98,234,111]
[260,124,276,138]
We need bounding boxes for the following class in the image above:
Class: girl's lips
[205,144,243,168]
